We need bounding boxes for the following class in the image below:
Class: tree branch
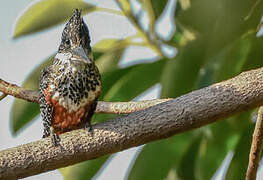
[0,78,171,114]
[246,106,263,180]
[1,67,263,179]
[0,79,39,103]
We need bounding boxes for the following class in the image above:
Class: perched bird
[39,9,101,145]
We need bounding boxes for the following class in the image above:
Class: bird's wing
[39,67,53,138]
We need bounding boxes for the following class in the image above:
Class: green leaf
[104,59,165,101]
[176,0,263,54]
[10,55,53,134]
[225,123,254,180]
[116,0,131,12]
[128,132,194,180]
[93,51,104,61]
[100,59,133,99]
[10,101,40,135]
[150,0,168,19]
[215,34,253,82]
[13,0,95,38]
[96,47,126,73]
[176,0,222,34]
[60,155,109,180]
[193,33,254,89]
[161,39,206,98]
[197,121,236,180]
[93,39,126,53]
[177,135,202,180]
[192,112,251,180]
[194,64,214,89]
[241,36,263,71]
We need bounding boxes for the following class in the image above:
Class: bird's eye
[65,39,70,45]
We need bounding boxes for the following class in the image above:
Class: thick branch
[1,67,263,179]
[0,78,171,114]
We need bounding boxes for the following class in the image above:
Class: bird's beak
[72,47,91,63]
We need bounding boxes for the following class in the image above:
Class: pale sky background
[1,0,263,180]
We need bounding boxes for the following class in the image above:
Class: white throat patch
[55,52,72,62]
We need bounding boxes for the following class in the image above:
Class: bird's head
[58,9,91,57]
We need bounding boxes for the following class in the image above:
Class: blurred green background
[2,0,263,179]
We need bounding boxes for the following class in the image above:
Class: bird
[39,9,101,146]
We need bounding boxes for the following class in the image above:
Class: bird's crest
[58,9,91,54]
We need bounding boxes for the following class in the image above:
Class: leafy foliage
[10,0,263,179]
[13,0,95,38]
[60,155,110,180]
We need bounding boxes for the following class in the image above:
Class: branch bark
[1,67,263,179]
[246,106,263,180]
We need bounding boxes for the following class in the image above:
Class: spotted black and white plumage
[39,9,101,146]
[39,67,53,138]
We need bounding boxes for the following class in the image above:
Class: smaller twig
[97,99,171,114]
[0,78,171,114]
[244,0,261,21]
[0,78,39,103]
[256,21,263,33]
[142,0,156,33]
[0,93,7,101]
[246,106,263,180]
[115,0,165,57]
[95,7,124,16]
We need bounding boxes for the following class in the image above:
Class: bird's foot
[51,133,60,146]
[85,122,94,136]
[50,127,60,146]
